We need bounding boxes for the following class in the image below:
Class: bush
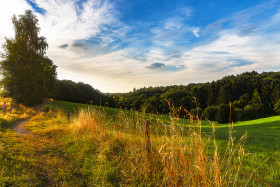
[232,107,243,122]
[216,104,230,123]
[190,107,203,119]
[243,105,258,119]
[204,106,218,121]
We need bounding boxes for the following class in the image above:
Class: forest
[55,71,280,123]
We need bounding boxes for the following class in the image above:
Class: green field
[203,117,280,186]
[0,100,279,186]
[47,100,280,186]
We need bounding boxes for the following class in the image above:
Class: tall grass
[0,98,37,130]
[68,107,247,186]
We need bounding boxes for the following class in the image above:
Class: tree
[232,93,250,109]
[216,104,230,123]
[232,107,243,122]
[244,105,257,119]
[204,106,218,121]
[250,90,263,111]
[0,10,56,106]
[55,80,105,105]
[273,99,280,114]
[190,107,203,119]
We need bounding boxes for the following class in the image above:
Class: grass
[203,117,280,186]
[50,100,280,186]
[0,98,37,132]
[0,99,279,186]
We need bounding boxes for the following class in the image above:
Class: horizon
[1,0,280,93]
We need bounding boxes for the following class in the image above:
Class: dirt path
[10,108,66,185]
[13,119,32,135]
[12,104,45,135]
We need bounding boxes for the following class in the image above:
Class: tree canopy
[54,80,110,106]
[0,10,57,106]
[109,71,280,122]
[55,71,280,123]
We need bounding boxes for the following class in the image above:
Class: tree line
[54,71,280,123]
[110,71,280,123]
[54,80,112,106]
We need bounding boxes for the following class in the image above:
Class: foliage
[54,80,109,106]
[250,90,264,111]
[232,94,250,109]
[232,107,243,122]
[216,104,230,123]
[243,105,258,119]
[0,10,56,106]
[110,71,280,121]
[54,71,280,122]
[273,99,280,114]
[190,107,203,119]
[204,105,218,121]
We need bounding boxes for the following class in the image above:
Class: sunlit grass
[0,99,279,186]
[40,105,248,186]
[50,100,280,186]
[0,98,36,132]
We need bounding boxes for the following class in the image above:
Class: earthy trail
[12,103,45,135]
[9,108,68,186]
[13,119,32,135]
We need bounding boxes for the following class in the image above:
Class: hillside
[0,100,279,186]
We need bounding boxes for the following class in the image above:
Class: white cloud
[181,7,192,17]
[178,30,280,80]
[192,27,200,37]
[164,17,183,30]
[0,0,31,52]
[34,0,117,44]
[0,0,127,92]
[1,0,280,93]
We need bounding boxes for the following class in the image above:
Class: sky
[0,0,280,93]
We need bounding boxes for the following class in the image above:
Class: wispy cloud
[35,0,118,44]
[0,0,280,92]
[192,27,200,37]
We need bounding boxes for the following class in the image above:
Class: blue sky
[1,0,280,92]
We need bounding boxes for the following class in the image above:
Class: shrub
[190,107,203,119]
[243,105,258,119]
[216,104,230,123]
[204,106,218,121]
[232,107,243,122]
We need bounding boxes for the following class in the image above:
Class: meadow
[0,100,279,186]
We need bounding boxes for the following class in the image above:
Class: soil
[13,119,32,135]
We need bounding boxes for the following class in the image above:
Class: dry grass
[1,99,276,186]
[67,107,247,186]
[70,108,110,143]
[0,98,37,130]
[0,100,251,186]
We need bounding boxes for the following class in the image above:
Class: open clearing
[0,100,279,186]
